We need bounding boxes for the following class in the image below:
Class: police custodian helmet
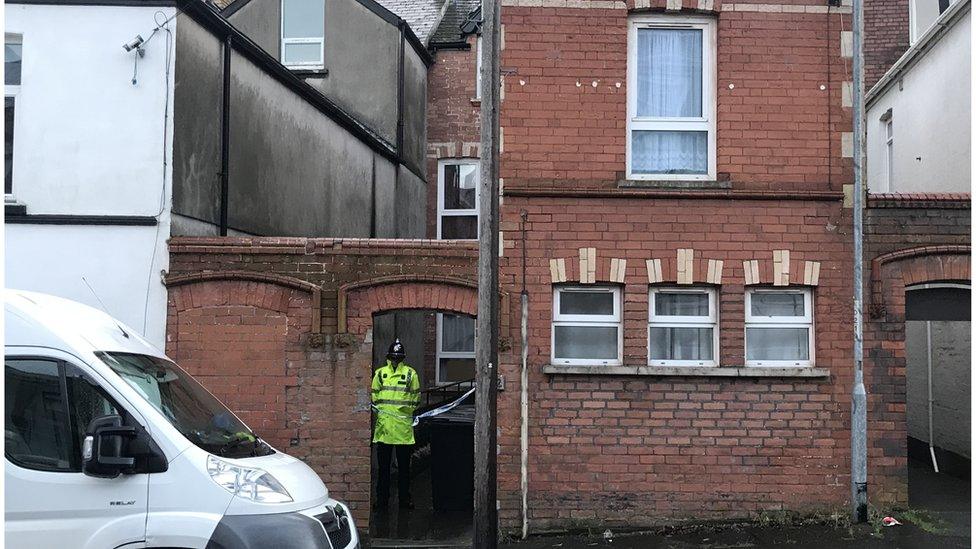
[387,339,406,361]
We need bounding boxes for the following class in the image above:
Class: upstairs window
[436,314,476,384]
[437,159,479,239]
[552,287,622,366]
[5,35,21,197]
[281,0,324,69]
[884,114,894,191]
[648,287,718,366]
[745,289,814,367]
[627,16,716,180]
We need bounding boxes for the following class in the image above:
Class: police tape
[371,386,477,427]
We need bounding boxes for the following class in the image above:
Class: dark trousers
[376,442,412,503]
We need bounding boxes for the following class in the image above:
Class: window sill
[290,68,329,78]
[618,179,731,190]
[471,98,481,105]
[542,364,830,378]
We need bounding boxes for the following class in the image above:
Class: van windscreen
[96,352,274,458]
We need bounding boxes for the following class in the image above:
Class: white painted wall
[906,320,971,458]
[3,4,175,346]
[866,7,971,194]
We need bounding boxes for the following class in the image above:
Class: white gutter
[866,0,970,108]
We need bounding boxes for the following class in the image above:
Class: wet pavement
[368,447,473,548]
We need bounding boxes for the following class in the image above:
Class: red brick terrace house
[159,0,960,538]
[485,0,890,533]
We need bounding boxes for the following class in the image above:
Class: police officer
[371,338,420,510]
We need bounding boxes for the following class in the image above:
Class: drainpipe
[219,35,232,236]
[519,210,530,539]
[850,0,869,524]
[926,321,940,473]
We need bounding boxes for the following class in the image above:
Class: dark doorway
[904,283,971,482]
[369,310,475,548]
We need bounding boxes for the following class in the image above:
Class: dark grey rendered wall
[172,16,223,235]
[171,16,409,238]
[227,0,400,147]
[400,45,427,178]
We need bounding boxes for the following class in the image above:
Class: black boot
[398,497,414,510]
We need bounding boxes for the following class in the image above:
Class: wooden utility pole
[474,0,501,544]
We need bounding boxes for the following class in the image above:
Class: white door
[5,356,149,549]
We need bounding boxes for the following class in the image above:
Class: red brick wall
[861,197,971,502]
[499,5,853,190]
[165,238,479,529]
[494,196,873,531]
[487,1,877,532]
[865,0,910,89]
[167,281,311,451]
[427,36,483,238]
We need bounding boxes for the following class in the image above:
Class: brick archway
[165,276,316,453]
[870,245,970,318]
[865,245,970,504]
[339,275,480,336]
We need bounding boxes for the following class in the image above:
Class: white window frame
[435,313,476,385]
[626,15,717,181]
[436,158,480,240]
[884,117,894,192]
[551,286,623,366]
[647,287,719,367]
[744,288,815,367]
[280,0,325,70]
[5,34,21,201]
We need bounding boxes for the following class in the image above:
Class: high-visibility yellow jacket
[371,360,421,445]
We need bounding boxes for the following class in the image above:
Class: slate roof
[429,0,481,45]
[375,0,448,45]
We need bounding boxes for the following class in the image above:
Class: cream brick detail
[646,259,663,284]
[803,261,821,286]
[841,31,853,58]
[610,258,627,283]
[803,261,820,286]
[588,248,597,283]
[677,249,694,284]
[843,184,854,208]
[666,0,682,10]
[841,132,854,158]
[500,25,506,50]
[499,127,504,154]
[697,0,714,10]
[842,81,853,108]
[707,259,724,284]
[743,259,760,285]
[579,248,596,283]
[773,250,790,286]
[550,258,568,283]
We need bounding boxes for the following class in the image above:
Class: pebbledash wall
[488,0,894,533]
[164,237,480,529]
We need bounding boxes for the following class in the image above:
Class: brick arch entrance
[338,274,480,335]
[866,245,971,503]
[330,275,482,528]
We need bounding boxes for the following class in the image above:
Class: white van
[4,290,359,549]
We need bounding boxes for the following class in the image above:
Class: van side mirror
[83,415,136,478]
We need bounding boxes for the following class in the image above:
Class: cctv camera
[122,35,145,53]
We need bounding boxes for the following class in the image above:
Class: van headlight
[207,455,293,503]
